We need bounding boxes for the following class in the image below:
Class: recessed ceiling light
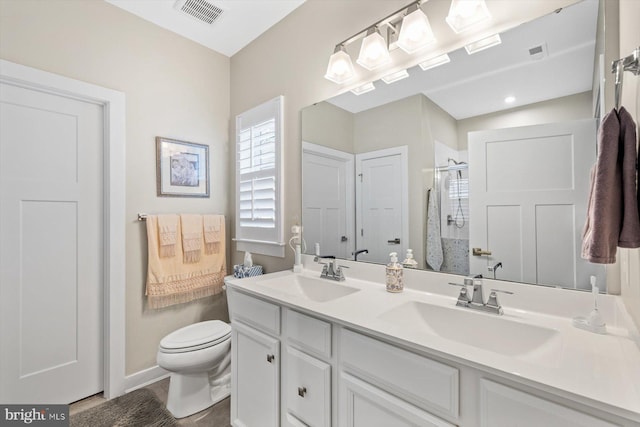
[418,54,451,71]
[351,82,376,95]
[504,96,516,104]
[465,34,502,54]
[381,69,410,84]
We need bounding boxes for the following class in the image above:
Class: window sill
[234,238,285,258]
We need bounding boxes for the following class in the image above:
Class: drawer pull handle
[266,354,275,363]
[298,387,307,397]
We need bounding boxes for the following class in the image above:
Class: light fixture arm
[332,0,423,51]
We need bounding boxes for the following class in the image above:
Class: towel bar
[138,213,147,221]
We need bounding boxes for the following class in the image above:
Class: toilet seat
[159,320,231,354]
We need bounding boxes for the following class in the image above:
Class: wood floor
[69,377,231,426]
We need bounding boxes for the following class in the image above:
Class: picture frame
[156,137,209,198]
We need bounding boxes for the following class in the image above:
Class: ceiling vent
[528,43,548,60]
[174,0,224,25]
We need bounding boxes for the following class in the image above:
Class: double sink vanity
[225,254,640,427]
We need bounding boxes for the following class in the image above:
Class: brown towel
[582,109,622,263]
[157,214,178,258]
[181,214,203,263]
[145,215,226,309]
[618,107,640,248]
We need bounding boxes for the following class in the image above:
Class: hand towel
[181,214,203,263]
[425,188,444,271]
[203,214,223,254]
[157,214,178,258]
[582,109,622,263]
[145,215,226,309]
[618,107,640,248]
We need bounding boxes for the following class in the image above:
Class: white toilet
[157,320,232,418]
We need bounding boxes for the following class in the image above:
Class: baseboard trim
[124,365,170,393]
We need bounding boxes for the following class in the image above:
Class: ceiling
[105,0,306,57]
[327,0,598,120]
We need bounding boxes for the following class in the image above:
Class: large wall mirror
[301,0,612,291]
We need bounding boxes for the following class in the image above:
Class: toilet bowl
[157,320,232,418]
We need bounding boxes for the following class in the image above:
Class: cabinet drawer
[480,379,621,427]
[340,329,459,419]
[228,289,280,336]
[286,347,331,427]
[340,372,456,427]
[286,309,332,359]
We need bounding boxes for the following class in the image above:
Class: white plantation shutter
[235,96,284,257]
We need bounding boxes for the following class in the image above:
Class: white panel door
[356,147,408,264]
[302,142,354,259]
[232,322,280,427]
[468,119,604,289]
[0,82,104,403]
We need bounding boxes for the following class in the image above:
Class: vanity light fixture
[381,69,410,84]
[465,33,502,54]
[418,53,451,71]
[396,4,435,54]
[324,45,356,84]
[324,0,434,84]
[351,82,376,95]
[446,0,491,34]
[357,27,392,71]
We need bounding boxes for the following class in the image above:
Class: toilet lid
[160,320,231,351]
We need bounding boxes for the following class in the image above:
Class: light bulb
[356,28,391,71]
[446,0,491,33]
[397,6,435,54]
[456,0,481,18]
[324,47,355,84]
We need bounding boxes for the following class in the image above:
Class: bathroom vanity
[225,256,640,427]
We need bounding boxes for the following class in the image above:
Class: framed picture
[156,137,209,197]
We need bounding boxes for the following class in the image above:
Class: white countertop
[225,257,640,422]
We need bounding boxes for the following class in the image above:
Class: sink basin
[257,275,360,302]
[379,301,562,365]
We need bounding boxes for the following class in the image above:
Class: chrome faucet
[352,249,368,261]
[314,255,347,281]
[449,275,513,315]
[470,275,485,306]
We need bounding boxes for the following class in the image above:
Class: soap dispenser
[402,249,418,269]
[386,252,404,293]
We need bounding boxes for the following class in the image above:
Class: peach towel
[203,214,223,254]
[145,214,226,309]
[157,214,178,258]
[181,214,203,263]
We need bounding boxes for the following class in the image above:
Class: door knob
[341,236,348,242]
[472,247,492,256]
[266,354,275,363]
[298,387,307,397]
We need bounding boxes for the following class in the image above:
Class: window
[235,96,284,257]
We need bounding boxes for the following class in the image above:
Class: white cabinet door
[480,379,620,427]
[286,347,331,427]
[339,373,456,427]
[232,321,280,427]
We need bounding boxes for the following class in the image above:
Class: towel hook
[612,46,640,110]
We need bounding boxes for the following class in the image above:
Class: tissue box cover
[233,265,263,278]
